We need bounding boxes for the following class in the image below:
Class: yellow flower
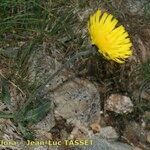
[88,10,132,63]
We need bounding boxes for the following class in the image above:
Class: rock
[80,136,133,150]
[99,126,119,140]
[53,78,101,126]
[28,48,63,89]
[109,0,150,30]
[90,123,101,133]
[123,0,146,16]
[111,0,149,17]
[105,94,133,114]
[28,49,71,132]
[64,125,132,150]
[69,121,92,140]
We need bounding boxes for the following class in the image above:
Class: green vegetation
[0,0,89,139]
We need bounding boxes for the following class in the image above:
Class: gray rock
[111,0,149,17]
[99,126,119,140]
[75,126,132,150]
[107,0,150,26]
[123,0,146,16]
[53,78,101,126]
[105,94,133,114]
[80,137,133,150]
[28,48,62,88]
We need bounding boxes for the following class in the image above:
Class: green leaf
[0,111,13,119]
[1,78,11,105]
[23,101,51,124]
[18,123,34,140]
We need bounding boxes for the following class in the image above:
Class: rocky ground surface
[0,0,150,150]
[1,48,149,150]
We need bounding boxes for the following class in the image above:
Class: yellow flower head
[88,10,132,63]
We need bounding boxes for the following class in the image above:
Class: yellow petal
[88,10,132,63]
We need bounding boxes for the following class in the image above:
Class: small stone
[90,123,101,133]
[105,94,133,114]
[69,121,92,139]
[99,126,119,140]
